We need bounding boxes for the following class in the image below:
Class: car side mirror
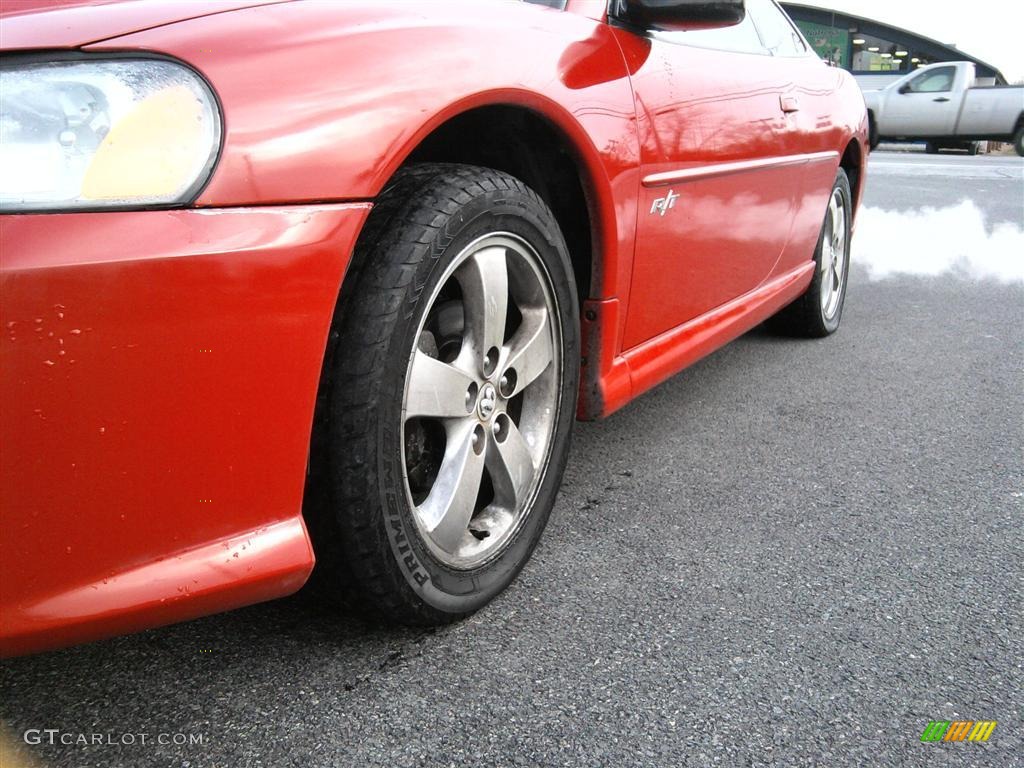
[898,84,911,94]
[610,0,746,32]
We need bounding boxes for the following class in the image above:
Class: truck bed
[959,86,1024,136]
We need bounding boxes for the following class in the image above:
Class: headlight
[0,57,221,212]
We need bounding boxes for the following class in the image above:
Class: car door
[883,65,961,136]
[743,0,846,279]
[619,6,805,349]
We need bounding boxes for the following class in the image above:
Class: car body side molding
[642,151,840,188]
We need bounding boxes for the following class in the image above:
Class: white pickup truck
[863,62,1024,156]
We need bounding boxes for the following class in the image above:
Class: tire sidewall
[375,187,579,615]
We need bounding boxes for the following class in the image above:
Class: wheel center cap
[478,383,497,420]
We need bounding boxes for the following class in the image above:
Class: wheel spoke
[501,310,553,398]
[457,246,509,376]
[829,195,842,242]
[832,201,846,291]
[834,211,846,257]
[405,350,476,419]
[418,421,486,553]
[820,253,834,312]
[487,418,536,510]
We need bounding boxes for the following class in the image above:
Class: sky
[795,0,1024,82]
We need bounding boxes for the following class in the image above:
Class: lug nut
[492,413,509,444]
[483,347,499,377]
[498,369,517,398]
[471,424,486,455]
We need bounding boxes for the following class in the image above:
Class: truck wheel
[925,142,939,154]
[966,141,980,156]
[767,167,852,338]
[317,163,579,624]
[1014,127,1024,158]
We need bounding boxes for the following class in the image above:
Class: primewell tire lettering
[386,491,429,588]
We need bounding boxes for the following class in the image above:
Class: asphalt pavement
[2,149,1022,767]
[867,148,1024,224]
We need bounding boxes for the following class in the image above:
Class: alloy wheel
[401,233,561,569]
[820,188,848,321]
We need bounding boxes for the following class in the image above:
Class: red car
[0,0,867,656]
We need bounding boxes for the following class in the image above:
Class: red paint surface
[0,0,867,654]
[1,204,369,655]
[0,0,288,50]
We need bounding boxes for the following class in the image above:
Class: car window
[653,10,768,56]
[745,0,807,57]
[907,67,956,93]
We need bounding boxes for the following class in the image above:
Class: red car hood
[0,0,292,50]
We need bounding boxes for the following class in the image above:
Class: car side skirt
[579,261,815,419]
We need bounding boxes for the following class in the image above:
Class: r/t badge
[650,189,679,216]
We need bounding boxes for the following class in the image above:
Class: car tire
[314,163,579,624]
[767,167,852,338]
[1014,127,1024,158]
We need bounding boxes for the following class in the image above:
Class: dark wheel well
[405,106,594,302]
[839,138,863,221]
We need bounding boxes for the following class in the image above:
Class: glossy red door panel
[770,60,868,277]
[0,204,369,655]
[616,29,804,348]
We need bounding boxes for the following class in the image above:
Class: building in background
[781,3,1007,88]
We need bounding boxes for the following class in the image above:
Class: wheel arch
[866,109,879,150]
[366,92,613,305]
[306,96,615,533]
[839,137,865,222]
[1013,111,1024,135]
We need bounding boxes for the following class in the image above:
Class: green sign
[795,21,849,68]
